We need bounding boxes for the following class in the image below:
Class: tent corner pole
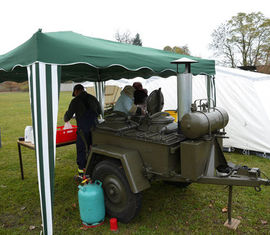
[206,75,216,108]
[94,70,105,117]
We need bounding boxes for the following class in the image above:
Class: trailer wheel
[92,160,142,223]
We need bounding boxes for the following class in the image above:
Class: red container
[56,125,77,144]
[110,218,118,231]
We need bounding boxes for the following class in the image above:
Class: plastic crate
[56,125,77,144]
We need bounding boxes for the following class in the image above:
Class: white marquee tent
[85,66,270,155]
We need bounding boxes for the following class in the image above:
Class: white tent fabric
[212,66,270,154]
[85,66,270,154]
[27,63,60,235]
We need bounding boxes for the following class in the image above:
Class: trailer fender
[86,144,151,193]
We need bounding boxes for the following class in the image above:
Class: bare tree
[115,30,133,44]
[115,30,143,46]
[210,23,237,67]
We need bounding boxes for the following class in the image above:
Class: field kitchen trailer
[84,59,270,228]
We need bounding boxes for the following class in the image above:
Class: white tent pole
[206,75,216,108]
[207,75,212,108]
[94,81,105,117]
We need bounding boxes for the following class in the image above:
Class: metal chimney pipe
[171,58,198,123]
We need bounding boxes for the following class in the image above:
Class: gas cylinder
[78,180,105,226]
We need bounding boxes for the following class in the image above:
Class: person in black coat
[64,84,101,176]
[133,82,148,115]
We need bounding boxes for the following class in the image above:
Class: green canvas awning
[0,30,215,235]
[0,30,215,82]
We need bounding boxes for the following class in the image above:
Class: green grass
[1,92,270,234]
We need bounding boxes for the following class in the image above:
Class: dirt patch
[0,213,21,228]
[0,81,28,92]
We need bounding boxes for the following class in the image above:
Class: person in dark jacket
[133,82,148,115]
[64,84,101,176]
[134,89,148,114]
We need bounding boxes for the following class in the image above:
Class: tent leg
[17,141,24,180]
[94,81,105,117]
[206,75,216,108]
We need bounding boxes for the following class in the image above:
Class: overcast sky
[1,0,270,59]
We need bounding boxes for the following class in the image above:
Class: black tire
[163,181,191,188]
[92,160,142,223]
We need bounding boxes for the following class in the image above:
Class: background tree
[115,30,142,46]
[115,30,133,44]
[163,45,190,55]
[132,33,142,46]
[210,23,237,67]
[210,12,270,68]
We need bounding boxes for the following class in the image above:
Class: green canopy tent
[0,30,215,235]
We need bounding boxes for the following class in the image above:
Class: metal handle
[95,180,102,187]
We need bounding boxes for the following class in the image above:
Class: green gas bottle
[78,180,105,226]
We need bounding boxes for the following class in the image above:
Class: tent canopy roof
[0,30,215,82]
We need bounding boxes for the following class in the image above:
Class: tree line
[114,31,191,55]
[115,12,270,70]
[115,30,142,46]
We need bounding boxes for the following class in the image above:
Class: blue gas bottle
[78,180,105,226]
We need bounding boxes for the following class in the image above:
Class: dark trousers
[76,110,96,170]
[76,129,92,170]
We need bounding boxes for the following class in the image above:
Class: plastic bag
[24,126,34,144]
[63,122,72,130]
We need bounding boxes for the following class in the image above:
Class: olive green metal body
[85,109,269,194]
[84,101,270,224]
[86,115,182,193]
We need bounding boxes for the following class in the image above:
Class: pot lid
[146,88,164,115]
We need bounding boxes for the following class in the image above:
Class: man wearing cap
[64,84,101,177]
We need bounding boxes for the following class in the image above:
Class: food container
[56,125,77,144]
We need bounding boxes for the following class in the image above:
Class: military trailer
[85,59,270,225]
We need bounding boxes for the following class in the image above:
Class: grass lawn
[1,92,270,234]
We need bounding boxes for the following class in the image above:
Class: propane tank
[78,180,105,226]
[180,107,229,139]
